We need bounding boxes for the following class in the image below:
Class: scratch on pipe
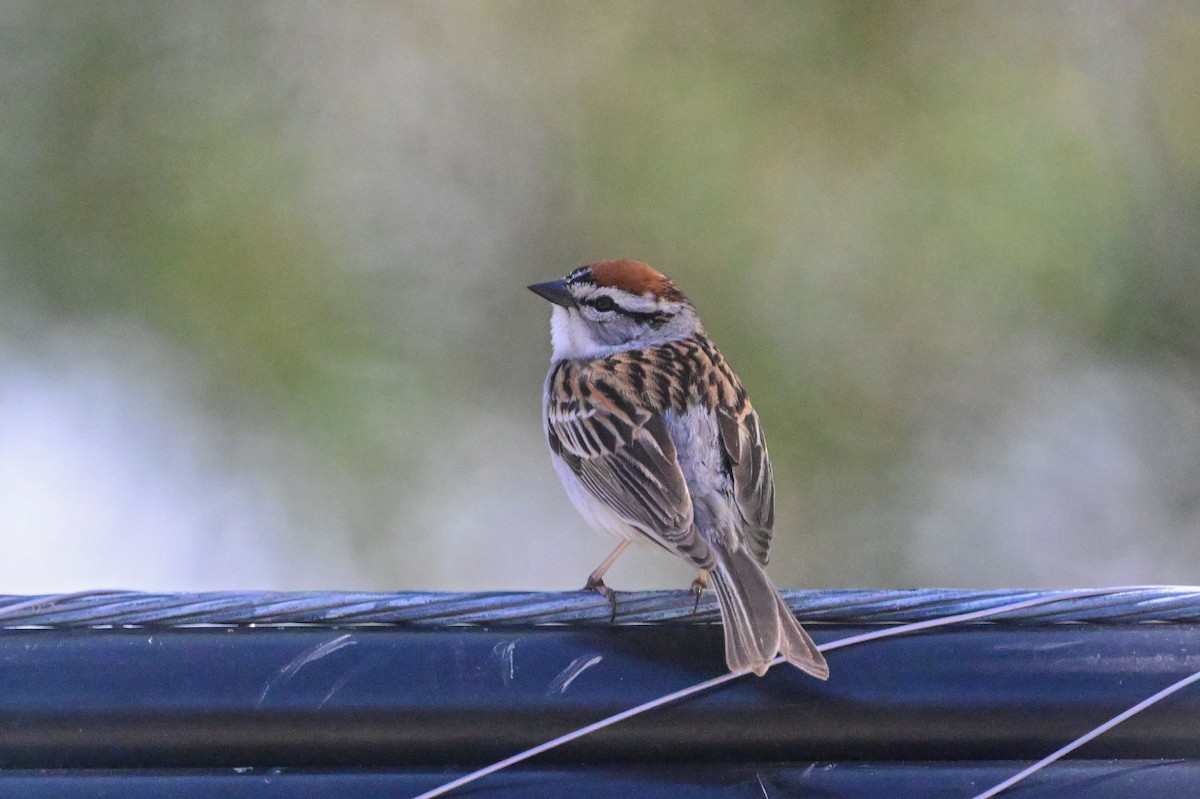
[800,763,823,779]
[316,657,377,709]
[546,654,603,695]
[493,641,517,686]
[258,633,356,706]
[755,772,771,799]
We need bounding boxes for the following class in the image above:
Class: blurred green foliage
[0,1,1197,590]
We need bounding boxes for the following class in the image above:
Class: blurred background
[1,1,1198,593]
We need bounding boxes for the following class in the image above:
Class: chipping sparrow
[529,260,828,679]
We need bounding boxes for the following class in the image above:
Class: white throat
[547,305,699,361]
[549,306,607,360]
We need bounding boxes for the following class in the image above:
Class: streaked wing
[717,405,775,566]
[547,387,696,554]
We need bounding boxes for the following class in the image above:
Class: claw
[585,577,619,623]
[689,569,709,615]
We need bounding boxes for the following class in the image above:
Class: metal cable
[0,586,1198,627]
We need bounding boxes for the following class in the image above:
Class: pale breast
[663,405,729,498]
[549,451,643,543]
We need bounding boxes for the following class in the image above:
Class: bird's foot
[585,577,619,623]
[690,570,709,615]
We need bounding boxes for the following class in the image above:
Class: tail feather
[710,546,829,680]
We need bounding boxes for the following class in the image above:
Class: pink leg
[584,540,631,622]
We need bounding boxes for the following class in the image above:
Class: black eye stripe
[625,309,673,328]
[581,295,673,328]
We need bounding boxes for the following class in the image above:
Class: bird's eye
[593,296,615,312]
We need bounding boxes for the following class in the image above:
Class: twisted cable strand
[1,586,1198,627]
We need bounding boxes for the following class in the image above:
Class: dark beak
[527,278,576,308]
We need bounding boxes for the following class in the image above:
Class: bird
[528,259,829,679]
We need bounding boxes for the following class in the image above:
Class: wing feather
[717,406,775,566]
[548,376,700,557]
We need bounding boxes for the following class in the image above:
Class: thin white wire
[968,666,1200,799]
[410,667,744,799]
[411,587,1136,799]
